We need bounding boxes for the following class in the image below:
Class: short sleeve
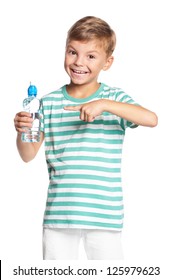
[114,88,140,130]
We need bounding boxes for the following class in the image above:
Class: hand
[64,100,106,122]
[14,111,33,133]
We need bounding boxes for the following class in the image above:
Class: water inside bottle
[21,112,41,142]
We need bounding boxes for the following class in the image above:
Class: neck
[66,82,100,99]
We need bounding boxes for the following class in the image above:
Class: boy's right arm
[14,112,44,162]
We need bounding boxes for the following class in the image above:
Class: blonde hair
[66,16,116,57]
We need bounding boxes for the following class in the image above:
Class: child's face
[64,39,113,86]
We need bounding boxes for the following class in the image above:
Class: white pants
[43,228,124,260]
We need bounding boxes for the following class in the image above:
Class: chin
[71,79,86,85]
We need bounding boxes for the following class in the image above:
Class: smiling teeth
[73,70,87,74]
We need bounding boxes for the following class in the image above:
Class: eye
[88,54,95,59]
[68,50,77,55]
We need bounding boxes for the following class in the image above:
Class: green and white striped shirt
[40,83,138,230]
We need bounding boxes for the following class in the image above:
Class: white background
[0,0,171,277]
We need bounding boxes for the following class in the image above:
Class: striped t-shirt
[40,83,138,231]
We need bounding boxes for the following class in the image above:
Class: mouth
[71,69,89,75]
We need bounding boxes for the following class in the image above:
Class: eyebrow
[66,44,100,54]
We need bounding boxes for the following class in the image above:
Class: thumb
[64,105,81,111]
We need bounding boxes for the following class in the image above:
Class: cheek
[64,55,74,67]
[64,59,66,68]
[94,61,107,72]
[64,55,70,67]
[64,59,69,73]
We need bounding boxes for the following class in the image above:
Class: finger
[80,109,86,121]
[14,114,33,132]
[14,115,33,125]
[15,114,33,121]
[87,115,95,122]
[17,111,32,117]
[14,112,32,124]
[15,127,27,133]
[64,105,81,111]
[14,121,32,132]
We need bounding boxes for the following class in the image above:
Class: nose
[74,55,84,66]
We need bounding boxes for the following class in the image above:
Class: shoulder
[100,83,126,100]
[100,83,138,104]
[41,86,65,102]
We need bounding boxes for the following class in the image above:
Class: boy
[14,16,158,260]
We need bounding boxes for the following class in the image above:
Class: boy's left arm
[64,99,158,127]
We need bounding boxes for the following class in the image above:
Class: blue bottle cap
[28,84,37,97]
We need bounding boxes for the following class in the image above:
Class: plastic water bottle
[21,83,41,142]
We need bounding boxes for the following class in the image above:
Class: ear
[103,56,114,71]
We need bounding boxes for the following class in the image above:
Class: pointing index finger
[64,105,81,111]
